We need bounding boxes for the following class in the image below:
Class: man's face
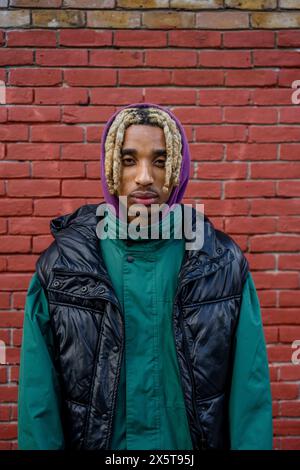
[117,124,174,223]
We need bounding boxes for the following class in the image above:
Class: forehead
[122,124,165,147]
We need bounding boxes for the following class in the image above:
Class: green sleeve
[229,272,273,450]
[18,272,65,450]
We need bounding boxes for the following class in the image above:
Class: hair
[104,106,183,195]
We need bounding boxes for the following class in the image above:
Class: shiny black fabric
[35,203,249,450]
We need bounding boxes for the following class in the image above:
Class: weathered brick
[87,11,140,28]
[251,12,300,29]
[225,0,276,8]
[62,105,114,123]
[225,69,277,86]
[145,50,197,67]
[89,50,143,67]
[64,69,116,86]
[117,0,167,7]
[279,0,300,7]
[196,12,249,29]
[8,106,60,123]
[32,10,85,28]
[0,50,33,66]
[253,50,300,67]
[199,50,251,67]
[35,87,88,105]
[119,69,171,86]
[31,125,83,142]
[144,88,196,105]
[10,0,61,6]
[90,87,143,105]
[171,0,223,7]
[36,49,88,66]
[172,69,224,86]
[64,0,113,6]
[142,11,194,29]
[277,30,300,47]
[0,10,30,27]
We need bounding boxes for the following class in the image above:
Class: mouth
[130,195,159,206]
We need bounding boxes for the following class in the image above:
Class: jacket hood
[100,102,191,220]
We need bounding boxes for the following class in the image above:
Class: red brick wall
[0,0,300,450]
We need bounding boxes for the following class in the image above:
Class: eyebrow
[120,148,167,157]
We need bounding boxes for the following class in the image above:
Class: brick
[251,199,300,216]
[0,162,29,178]
[280,144,300,161]
[169,30,221,48]
[142,11,194,29]
[119,69,171,86]
[225,0,276,7]
[0,199,32,216]
[278,182,300,197]
[274,420,300,435]
[223,30,275,48]
[0,237,31,254]
[252,272,298,289]
[250,235,300,252]
[64,0,114,6]
[225,70,277,87]
[0,125,27,142]
[225,217,276,234]
[34,198,86,216]
[0,50,33,66]
[279,107,300,124]
[145,50,196,68]
[36,49,88,66]
[90,87,143,105]
[144,88,196,105]
[62,180,102,197]
[190,144,224,162]
[280,327,300,343]
[9,69,62,86]
[280,0,300,6]
[279,291,300,307]
[280,365,300,381]
[265,327,278,343]
[118,0,167,7]
[249,127,300,143]
[172,69,224,87]
[6,143,59,160]
[0,293,11,310]
[0,10,30,27]
[6,88,33,105]
[32,10,85,28]
[64,69,116,87]
[7,179,60,197]
[90,50,143,67]
[269,347,295,364]
[253,50,300,67]
[199,50,251,68]
[196,12,249,29]
[251,163,300,178]
[225,107,277,124]
[32,235,54,253]
[251,12,300,29]
[195,126,247,142]
[31,125,83,142]
[172,107,222,124]
[252,89,292,105]
[87,11,140,28]
[225,181,275,198]
[12,330,22,348]
[7,255,38,271]
[0,423,17,439]
[10,0,61,5]
[114,30,167,48]
[226,143,277,161]
[32,161,85,178]
[170,0,223,8]
[245,253,276,271]
[278,30,300,47]
[60,29,112,47]
[0,313,23,328]
[184,182,221,199]
[7,30,56,48]
[62,106,114,123]
[278,217,300,233]
[8,106,60,123]
[199,89,251,105]
[257,291,277,307]
[35,88,88,105]
[61,143,99,160]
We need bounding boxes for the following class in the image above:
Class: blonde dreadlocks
[104,107,183,195]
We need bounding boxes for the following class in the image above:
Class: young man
[18,103,273,450]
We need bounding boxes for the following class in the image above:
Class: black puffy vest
[35,203,249,450]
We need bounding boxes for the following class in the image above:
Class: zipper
[173,293,207,451]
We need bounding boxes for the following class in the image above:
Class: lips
[130,191,158,199]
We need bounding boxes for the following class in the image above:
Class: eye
[155,158,166,167]
[122,157,135,165]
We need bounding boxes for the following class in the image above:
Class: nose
[134,161,154,186]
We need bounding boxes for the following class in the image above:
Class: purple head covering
[100,102,190,221]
